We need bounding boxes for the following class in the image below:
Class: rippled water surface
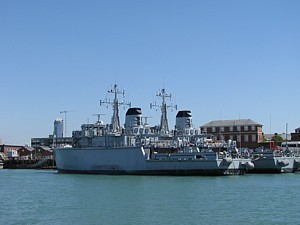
[1,169,299,225]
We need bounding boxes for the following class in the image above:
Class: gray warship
[54,84,254,175]
[249,147,300,173]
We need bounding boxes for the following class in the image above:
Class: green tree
[271,135,283,146]
[262,136,268,142]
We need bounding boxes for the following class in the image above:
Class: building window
[229,126,233,132]
[230,135,234,140]
[244,135,248,142]
[220,127,224,132]
[237,126,241,132]
[203,128,207,133]
[212,127,216,132]
[251,125,256,131]
[244,126,248,131]
[252,135,256,142]
[237,135,241,142]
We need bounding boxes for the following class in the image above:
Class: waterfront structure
[17,146,34,159]
[17,146,53,159]
[0,145,53,160]
[200,119,263,149]
[0,144,23,155]
[31,135,72,148]
[34,146,53,159]
[54,84,254,175]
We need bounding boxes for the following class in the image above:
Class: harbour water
[1,170,299,225]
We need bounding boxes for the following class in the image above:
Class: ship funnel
[176,110,192,131]
[125,108,142,133]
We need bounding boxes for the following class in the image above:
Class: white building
[54,118,64,138]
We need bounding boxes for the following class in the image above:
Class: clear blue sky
[1,0,299,145]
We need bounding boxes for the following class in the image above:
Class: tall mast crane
[60,110,67,137]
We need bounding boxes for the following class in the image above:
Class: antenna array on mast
[150,88,177,135]
[100,84,131,133]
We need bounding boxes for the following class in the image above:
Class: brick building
[0,145,53,159]
[291,127,300,141]
[200,119,263,149]
[0,144,23,155]
[34,146,53,159]
[18,146,34,158]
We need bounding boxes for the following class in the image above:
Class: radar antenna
[100,84,131,132]
[150,88,177,135]
[93,113,105,124]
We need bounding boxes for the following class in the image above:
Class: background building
[54,118,64,138]
[264,133,291,141]
[200,119,263,149]
[31,117,71,148]
[31,135,72,148]
[18,146,34,158]
[0,144,23,155]
[291,127,300,141]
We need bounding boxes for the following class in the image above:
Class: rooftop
[201,119,262,127]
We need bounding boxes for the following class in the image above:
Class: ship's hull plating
[250,155,300,173]
[54,147,251,176]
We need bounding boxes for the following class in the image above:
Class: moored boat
[249,148,300,173]
[55,146,253,175]
[54,84,254,176]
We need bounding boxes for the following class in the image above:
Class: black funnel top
[176,110,191,118]
[126,108,142,116]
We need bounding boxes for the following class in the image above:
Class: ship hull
[54,147,252,176]
[56,168,243,176]
[249,154,300,173]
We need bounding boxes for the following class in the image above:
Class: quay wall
[3,159,56,169]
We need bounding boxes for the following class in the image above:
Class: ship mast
[151,88,177,135]
[100,84,131,133]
